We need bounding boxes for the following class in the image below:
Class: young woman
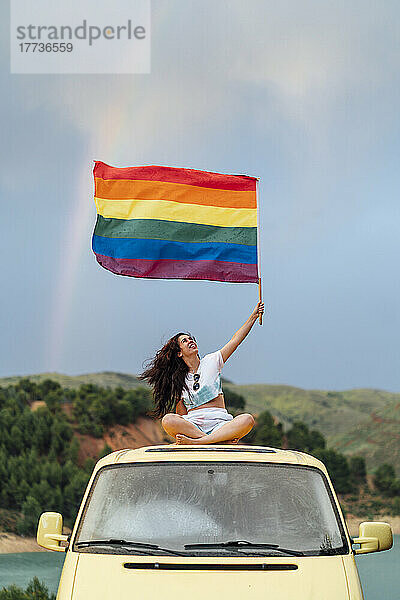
[141,302,264,445]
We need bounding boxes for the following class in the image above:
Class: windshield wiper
[76,539,186,556]
[184,540,304,556]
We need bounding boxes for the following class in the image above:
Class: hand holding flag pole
[258,278,263,325]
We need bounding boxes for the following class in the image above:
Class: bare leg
[162,413,204,440]
[176,414,255,445]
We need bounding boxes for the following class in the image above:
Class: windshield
[74,462,347,556]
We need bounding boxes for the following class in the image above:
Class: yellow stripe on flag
[94,197,257,228]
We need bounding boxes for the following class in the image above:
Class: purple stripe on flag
[94,254,258,283]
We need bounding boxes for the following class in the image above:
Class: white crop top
[181,351,224,410]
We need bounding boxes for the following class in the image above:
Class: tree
[392,497,400,516]
[125,388,152,421]
[39,379,62,396]
[63,471,90,519]
[374,464,400,497]
[30,480,53,510]
[115,399,132,425]
[65,438,80,464]
[245,410,283,447]
[49,418,72,456]
[16,378,37,397]
[0,578,55,600]
[223,388,246,411]
[44,390,62,414]
[16,496,42,536]
[314,448,351,494]
[9,424,24,456]
[42,460,63,488]
[25,577,55,600]
[286,422,326,453]
[0,584,27,600]
[33,410,53,454]
[349,456,367,484]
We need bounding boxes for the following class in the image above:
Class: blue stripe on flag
[92,235,257,265]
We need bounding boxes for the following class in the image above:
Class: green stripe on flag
[94,216,257,246]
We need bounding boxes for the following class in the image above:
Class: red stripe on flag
[94,162,257,192]
[94,254,259,283]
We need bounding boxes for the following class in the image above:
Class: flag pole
[256,179,262,326]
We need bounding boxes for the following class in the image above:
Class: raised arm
[220,302,264,363]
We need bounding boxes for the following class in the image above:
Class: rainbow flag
[92,162,259,283]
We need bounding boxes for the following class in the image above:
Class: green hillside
[224,384,394,433]
[224,383,400,474]
[0,372,230,389]
[2,372,398,474]
[329,400,400,473]
[0,373,398,537]
[0,371,142,390]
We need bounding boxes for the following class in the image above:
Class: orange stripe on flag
[94,178,257,209]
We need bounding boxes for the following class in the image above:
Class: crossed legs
[162,413,255,445]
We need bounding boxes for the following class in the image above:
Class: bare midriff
[187,393,225,412]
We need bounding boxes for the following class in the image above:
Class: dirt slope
[76,417,167,463]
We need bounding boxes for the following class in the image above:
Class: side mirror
[37,512,69,552]
[352,521,393,555]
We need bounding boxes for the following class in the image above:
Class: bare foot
[176,434,208,445]
[175,434,240,445]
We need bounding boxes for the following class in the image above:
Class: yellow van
[37,445,393,600]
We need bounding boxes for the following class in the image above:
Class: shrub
[99,444,112,459]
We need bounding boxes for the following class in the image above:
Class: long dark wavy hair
[140,333,193,419]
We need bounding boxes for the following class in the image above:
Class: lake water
[0,537,398,598]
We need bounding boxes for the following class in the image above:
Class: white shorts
[182,407,233,435]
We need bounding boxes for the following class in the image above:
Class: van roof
[95,445,328,474]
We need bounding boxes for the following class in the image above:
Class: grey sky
[1,1,399,390]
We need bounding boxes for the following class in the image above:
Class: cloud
[1,0,400,387]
